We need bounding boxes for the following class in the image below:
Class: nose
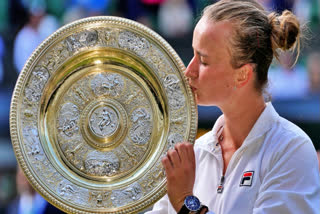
[185,56,198,79]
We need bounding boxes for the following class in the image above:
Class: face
[185,18,237,106]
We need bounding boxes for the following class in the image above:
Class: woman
[147,0,320,213]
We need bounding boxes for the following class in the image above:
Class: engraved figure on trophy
[60,118,78,137]
[58,103,80,138]
[84,151,120,176]
[99,107,112,130]
[79,30,98,46]
[110,183,143,207]
[103,28,118,47]
[129,108,152,145]
[66,30,98,52]
[148,45,171,79]
[163,74,185,110]
[25,67,50,102]
[23,126,44,160]
[41,42,69,73]
[89,106,119,138]
[118,31,150,57]
[57,180,78,201]
[91,73,124,97]
[65,35,83,52]
[89,191,112,208]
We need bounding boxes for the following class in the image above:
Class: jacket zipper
[217,175,225,193]
[216,148,246,194]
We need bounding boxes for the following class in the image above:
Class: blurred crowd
[0,0,319,96]
[0,0,319,213]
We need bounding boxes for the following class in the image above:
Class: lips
[189,85,197,93]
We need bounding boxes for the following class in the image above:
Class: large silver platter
[10,16,197,213]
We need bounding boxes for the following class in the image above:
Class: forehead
[193,18,234,56]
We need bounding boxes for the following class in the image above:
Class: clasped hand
[161,142,196,212]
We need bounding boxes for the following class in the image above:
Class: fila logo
[240,171,254,186]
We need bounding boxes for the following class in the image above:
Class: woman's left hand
[161,142,196,212]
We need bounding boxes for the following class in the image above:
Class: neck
[219,94,266,149]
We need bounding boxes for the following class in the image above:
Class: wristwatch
[178,195,201,214]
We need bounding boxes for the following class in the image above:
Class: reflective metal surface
[10,16,197,213]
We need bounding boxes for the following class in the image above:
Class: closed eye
[200,59,208,66]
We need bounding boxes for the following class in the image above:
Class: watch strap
[178,204,191,214]
[196,205,208,214]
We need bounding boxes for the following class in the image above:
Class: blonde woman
[147,0,320,213]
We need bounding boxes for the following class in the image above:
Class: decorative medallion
[10,16,197,213]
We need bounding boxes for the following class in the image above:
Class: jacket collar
[197,102,280,153]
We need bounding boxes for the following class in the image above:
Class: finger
[167,149,181,168]
[174,143,189,163]
[185,142,196,168]
[161,156,173,173]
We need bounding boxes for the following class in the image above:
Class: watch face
[185,195,201,211]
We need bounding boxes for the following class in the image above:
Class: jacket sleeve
[145,194,217,214]
[253,139,320,214]
[144,194,171,214]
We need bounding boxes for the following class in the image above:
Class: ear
[234,64,253,88]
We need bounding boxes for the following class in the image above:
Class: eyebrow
[198,52,208,57]
[194,48,209,58]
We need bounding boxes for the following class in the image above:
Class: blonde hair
[202,0,301,92]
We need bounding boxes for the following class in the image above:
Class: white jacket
[147,103,320,214]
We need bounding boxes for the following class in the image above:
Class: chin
[196,100,212,106]
[196,98,217,107]
[197,103,215,107]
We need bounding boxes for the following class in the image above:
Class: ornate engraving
[58,103,79,137]
[40,42,70,73]
[74,87,90,104]
[89,106,119,138]
[66,29,98,52]
[111,183,143,207]
[79,30,98,46]
[118,31,150,57]
[141,162,165,192]
[121,144,139,166]
[24,109,34,118]
[62,141,87,171]
[147,45,172,79]
[103,28,119,47]
[25,67,49,102]
[84,151,120,176]
[163,74,185,110]
[129,108,152,145]
[91,73,124,97]
[57,180,79,200]
[89,191,112,208]
[22,126,44,160]
[68,81,92,107]
[167,133,184,149]
[66,35,82,52]
[172,116,185,124]
[131,108,150,122]
[124,88,141,105]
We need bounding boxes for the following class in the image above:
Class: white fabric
[158,0,193,38]
[146,103,320,214]
[14,26,42,73]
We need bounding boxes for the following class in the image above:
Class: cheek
[199,67,215,82]
[199,68,232,89]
